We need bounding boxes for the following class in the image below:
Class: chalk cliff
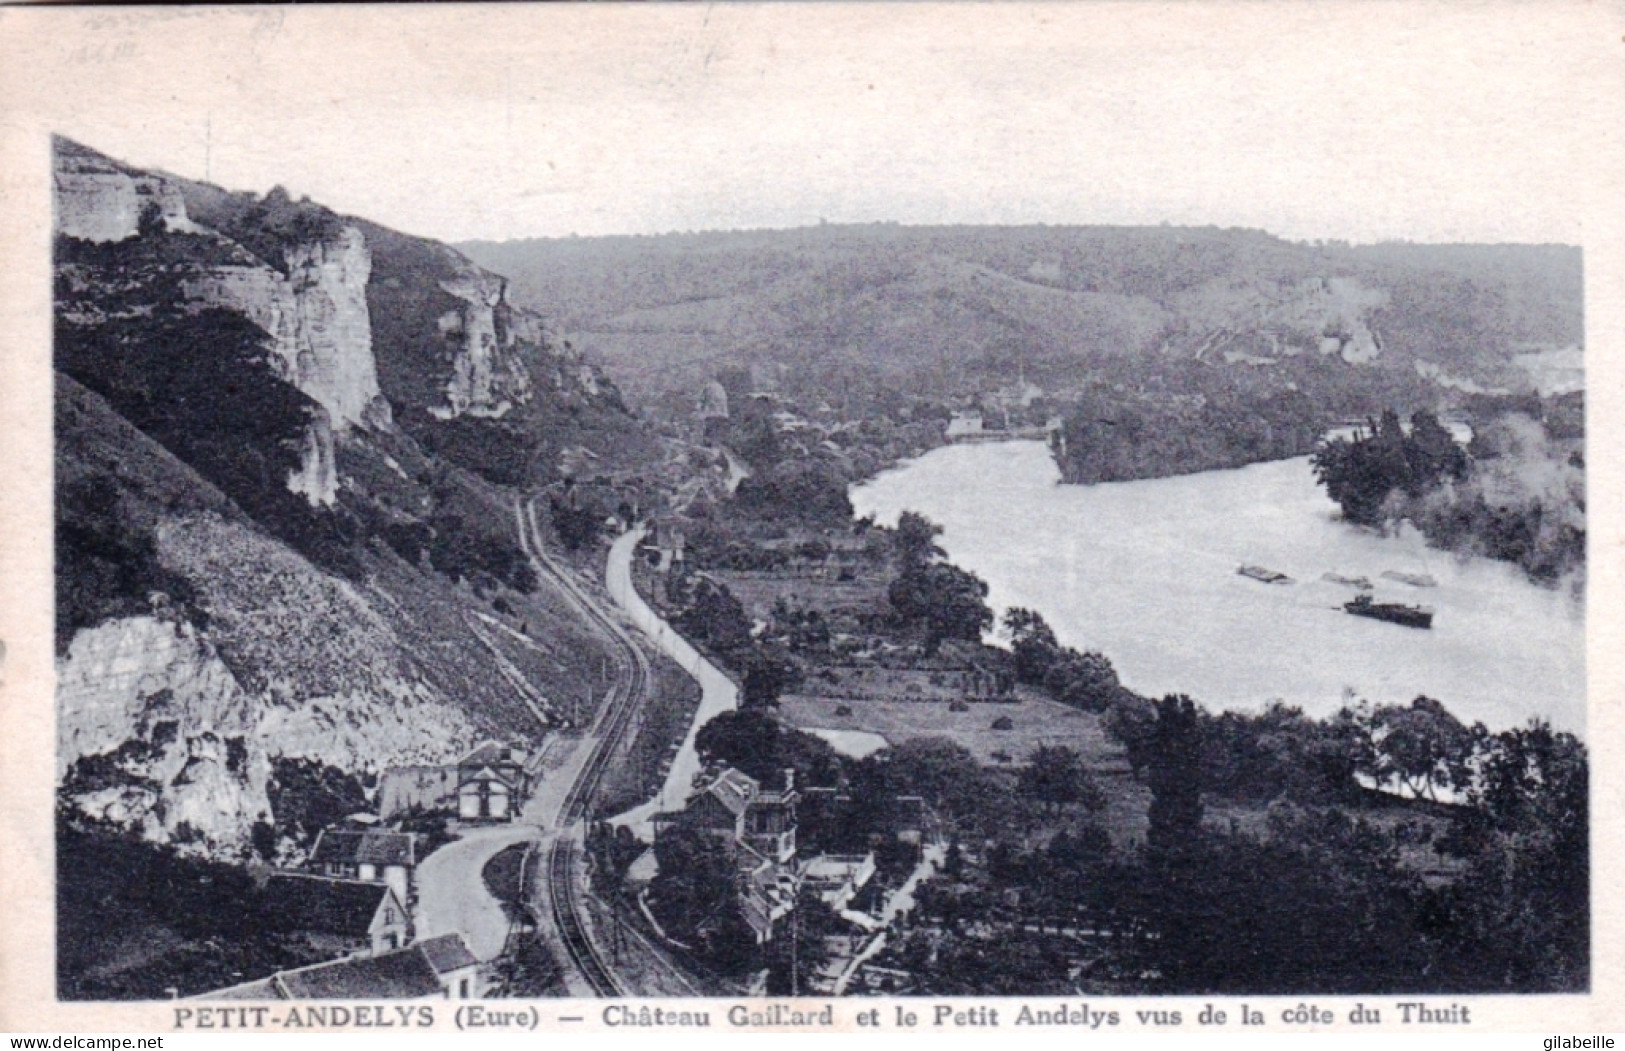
[181,225,386,435]
[431,263,534,419]
[53,137,192,242]
[56,613,273,854]
[53,138,647,861]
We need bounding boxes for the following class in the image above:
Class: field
[781,693,1118,767]
[781,693,1154,849]
[709,569,887,621]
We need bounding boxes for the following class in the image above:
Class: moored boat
[1344,593,1433,629]
[1321,572,1373,590]
[1238,564,1292,584]
[1381,570,1437,588]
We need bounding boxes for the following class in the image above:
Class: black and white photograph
[2,1,1620,1033]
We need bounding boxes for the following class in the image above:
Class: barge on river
[1344,593,1433,629]
[1238,564,1293,585]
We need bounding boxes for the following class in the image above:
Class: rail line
[546,837,623,997]
[516,499,648,997]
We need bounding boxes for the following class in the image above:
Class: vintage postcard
[2,1,1622,1039]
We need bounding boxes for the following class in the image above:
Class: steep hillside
[52,138,664,860]
[461,225,1582,408]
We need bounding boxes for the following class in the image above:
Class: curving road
[414,824,536,963]
[604,527,739,834]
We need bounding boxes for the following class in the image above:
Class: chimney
[782,768,795,793]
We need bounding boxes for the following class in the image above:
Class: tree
[136,200,166,238]
[649,825,738,935]
[1003,607,1060,684]
[734,460,854,524]
[1145,694,1205,855]
[1102,693,1158,779]
[730,398,784,469]
[888,562,992,654]
[765,888,843,994]
[694,709,784,783]
[852,737,997,829]
[893,510,945,569]
[1311,409,1468,526]
[1046,825,1113,871]
[1368,695,1476,800]
[549,493,603,551]
[672,575,753,653]
[1442,719,1588,991]
[1017,745,1104,816]
[1044,649,1120,712]
[693,708,840,787]
[741,649,802,709]
[1404,411,1468,494]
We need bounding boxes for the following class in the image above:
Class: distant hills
[460,225,1582,409]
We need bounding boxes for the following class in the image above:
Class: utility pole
[790,903,800,997]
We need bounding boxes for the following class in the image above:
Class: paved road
[605,527,739,833]
[414,823,536,962]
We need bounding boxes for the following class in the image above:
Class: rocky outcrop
[56,614,273,855]
[55,510,491,855]
[155,514,482,772]
[287,410,338,506]
[180,225,386,433]
[1176,274,1389,366]
[53,137,192,243]
[283,228,385,427]
[430,263,534,420]
[53,140,393,509]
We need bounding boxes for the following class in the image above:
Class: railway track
[516,499,648,997]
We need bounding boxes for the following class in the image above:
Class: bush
[429,513,537,592]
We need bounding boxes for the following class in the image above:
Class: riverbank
[851,440,1583,733]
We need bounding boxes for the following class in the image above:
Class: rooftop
[458,741,527,768]
[253,872,397,935]
[191,935,476,1002]
[272,946,445,1000]
[309,828,420,868]
[416,933,479,975]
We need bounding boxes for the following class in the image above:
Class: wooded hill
[461,225,1581,411]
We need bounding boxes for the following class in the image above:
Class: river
[850,441,1584,733]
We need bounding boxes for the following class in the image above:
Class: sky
[6,3,1622,247]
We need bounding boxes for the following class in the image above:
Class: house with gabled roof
[308,828,423,907]
[252,871,412,956]
[655,766,802,943]
[415,932,482,999]
[669,767,798,863]
[456,741,531,822]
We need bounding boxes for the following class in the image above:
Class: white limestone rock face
[1175,274,1389,365]
[55,615,273,855]
[156,515,481,776]
[287,409,338,506]
[283,227,384,428]
[54,139,192,243]
[182,226,385,432]
[55,514,488,856]
[177,224,387,507]
[431,263,534,420]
